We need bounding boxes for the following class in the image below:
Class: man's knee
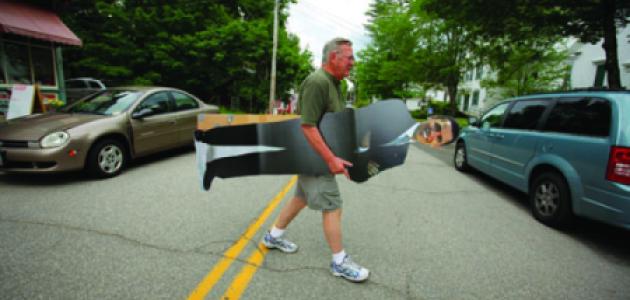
[291,196,307,207]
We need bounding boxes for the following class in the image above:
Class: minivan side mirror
[132,108,154,119]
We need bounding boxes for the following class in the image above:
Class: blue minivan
[454,91,630,230]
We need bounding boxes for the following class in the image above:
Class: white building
[457,25,630,115]
[457,65,491,116]
[568,25,630,89]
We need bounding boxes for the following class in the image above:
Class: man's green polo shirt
[298,69,344,126]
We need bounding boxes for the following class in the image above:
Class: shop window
[31,46,55,86]
[0,53,5,84]
[4,41,31,84]
[1,40,57,87]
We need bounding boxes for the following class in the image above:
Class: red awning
[0,1,82,46]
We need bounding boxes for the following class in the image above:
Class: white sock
[332,250,346,265]
[269,226,285,238]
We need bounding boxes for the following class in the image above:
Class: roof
[0,1,81,46]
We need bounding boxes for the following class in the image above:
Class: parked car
[0,87,218,177]
[453,90,630,230]
[65,77,106,104]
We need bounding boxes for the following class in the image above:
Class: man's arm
[301,124,352,178]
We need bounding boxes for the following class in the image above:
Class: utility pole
[268,0,279,114]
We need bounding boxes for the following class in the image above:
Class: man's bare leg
[274,196,307,229]
[262,196,305,253]
[324,208,369,282]
[322,208,343,253]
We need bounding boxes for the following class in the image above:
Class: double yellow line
[188,176,297,300]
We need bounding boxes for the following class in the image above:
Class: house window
[464,94,470,111]
[0,40,57,87]
[464,69,473,81]
[475,65,483,80]
[472,90,480,106]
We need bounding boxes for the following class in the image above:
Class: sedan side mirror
[132,108,154,119]
[468,116,479,127]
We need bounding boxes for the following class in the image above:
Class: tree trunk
[601,0,622,89]
[447,84,458,116]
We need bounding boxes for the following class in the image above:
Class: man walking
[262,37,369,282]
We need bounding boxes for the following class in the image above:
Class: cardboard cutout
[194,99,458,190]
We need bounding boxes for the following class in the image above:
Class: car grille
[0,140,31,148]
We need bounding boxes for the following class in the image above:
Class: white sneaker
[331,255,369,282]
[261,232,298,253]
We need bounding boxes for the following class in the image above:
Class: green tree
[423,0,630,89]
[358,0,428,101]
[356,0,479,115]
[56,0,313,112]
[481,42,570,101]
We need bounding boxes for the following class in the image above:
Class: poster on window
[6,85,35,120]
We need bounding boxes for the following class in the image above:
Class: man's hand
[326,156,353,179]
[301,124,354,178]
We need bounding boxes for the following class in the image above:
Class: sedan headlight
[40,131,70,148]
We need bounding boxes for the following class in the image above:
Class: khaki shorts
[295,174,342,211]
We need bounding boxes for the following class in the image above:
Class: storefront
[0,1,81,118]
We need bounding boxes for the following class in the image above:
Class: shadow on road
[415,142,630,265]
[0,146,194,186]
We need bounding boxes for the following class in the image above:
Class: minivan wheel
[530,171,573,228]
[87,139,126,178]
[454,142,470,172]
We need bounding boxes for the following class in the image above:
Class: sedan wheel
[98,144,123,174]
[530,171,573,228]
[87,139,127,178]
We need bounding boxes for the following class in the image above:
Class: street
[1,144,629,300]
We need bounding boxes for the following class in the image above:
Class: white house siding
[569,25,630,89]
[457,65,493,115]
[454,25,630,116]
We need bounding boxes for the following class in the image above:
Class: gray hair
[322,37,352,64]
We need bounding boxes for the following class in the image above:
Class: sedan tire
[530,171,573,228]
[87,139,127,178]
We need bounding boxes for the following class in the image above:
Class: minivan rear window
[503,99,550,130]
[542,97,611,137]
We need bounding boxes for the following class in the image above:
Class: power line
[294,0,369,34]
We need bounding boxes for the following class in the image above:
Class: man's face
[332,44,354,79]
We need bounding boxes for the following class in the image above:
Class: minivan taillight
[607,146,630,185]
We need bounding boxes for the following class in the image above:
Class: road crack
[0,217,230,259]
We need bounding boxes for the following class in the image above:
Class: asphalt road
[1,145,629,300]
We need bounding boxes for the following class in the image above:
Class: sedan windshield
[62,90,142,115]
